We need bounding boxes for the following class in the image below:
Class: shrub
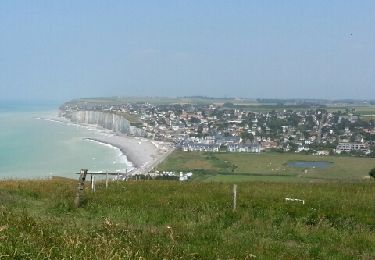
[369,168,375,179]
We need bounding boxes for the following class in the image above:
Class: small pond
[287,161,333,169]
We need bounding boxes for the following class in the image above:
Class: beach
[53,112,175,175]
[86,134,174,175]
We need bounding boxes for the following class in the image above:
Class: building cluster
[61,101,375,156]
[116,171,193,181]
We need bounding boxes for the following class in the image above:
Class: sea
[0,102,131,179]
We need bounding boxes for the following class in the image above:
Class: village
[61,100,375,157]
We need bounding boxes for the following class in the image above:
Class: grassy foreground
[0,178,374,258]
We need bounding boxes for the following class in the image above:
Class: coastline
[55,113,175,175]
[86,135,174,175]
[1,110,140,180]
[84,138,132,172]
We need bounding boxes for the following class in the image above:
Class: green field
[75,96,257,106]
[157,151,375,182]
[327,105,375,116]
[72,97,375,114]
[0,178,374,258]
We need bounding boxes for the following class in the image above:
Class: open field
[75,96,260,106]
[0,178,374,258]
[72,97,375,113]
[157,151,375,182]
[326,106,375,120]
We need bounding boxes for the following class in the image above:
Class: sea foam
[84,138,134,173]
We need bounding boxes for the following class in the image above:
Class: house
[181,142,220,152]
[335,142,370,154]
[227,144,261,153]
[215,136,241,146]
[296,145,310,152]
[315,150,330,156]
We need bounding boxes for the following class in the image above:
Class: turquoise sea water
[0,106,129,179]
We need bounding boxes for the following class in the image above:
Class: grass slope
[0,178,374,258]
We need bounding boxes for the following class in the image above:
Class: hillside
[0,178,374,258]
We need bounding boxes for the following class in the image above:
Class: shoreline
[84,138,133,171]
[56,114,175,175]
[87,134,174,175]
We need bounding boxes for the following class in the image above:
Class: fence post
[91,175,96,192]
[233,184,237,211]
[90,174,93,191]
[106,171,109,189]
[74,169,88,208]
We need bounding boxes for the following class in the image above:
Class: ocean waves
[35,114,133,174]
[84,138,134,173]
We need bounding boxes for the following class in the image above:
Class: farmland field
[157,151,375,182]
[327,105,375,115]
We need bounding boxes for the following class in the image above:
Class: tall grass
[0,179,374,258]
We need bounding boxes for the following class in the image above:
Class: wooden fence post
[91,175,96,192]
[74,169,88,208]
[233,184,237,211]
[106,172,109,189]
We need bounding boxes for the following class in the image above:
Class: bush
[369,168,375,179]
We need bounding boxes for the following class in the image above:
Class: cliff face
[65,110,147,137]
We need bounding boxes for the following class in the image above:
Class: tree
[240,131,254,143]
[223,102,234,108]
[369,168,375,179]
[197,125,203,135]
[190,116,201,124]
[288,142,298,152]
[231,164,238,173]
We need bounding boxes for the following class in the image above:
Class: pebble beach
[90,134,174,175]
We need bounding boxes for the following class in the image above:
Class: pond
[287,161,333,169]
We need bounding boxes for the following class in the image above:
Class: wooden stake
[106,172,109,189]
[92,175,96,192]
[74,169,88,208]
[233,184,237,211]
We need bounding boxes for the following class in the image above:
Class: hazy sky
[1,1,375,102]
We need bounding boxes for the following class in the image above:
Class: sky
[1,1,375,102]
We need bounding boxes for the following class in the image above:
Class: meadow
[157,151,375,183]
[0,178,374,259]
